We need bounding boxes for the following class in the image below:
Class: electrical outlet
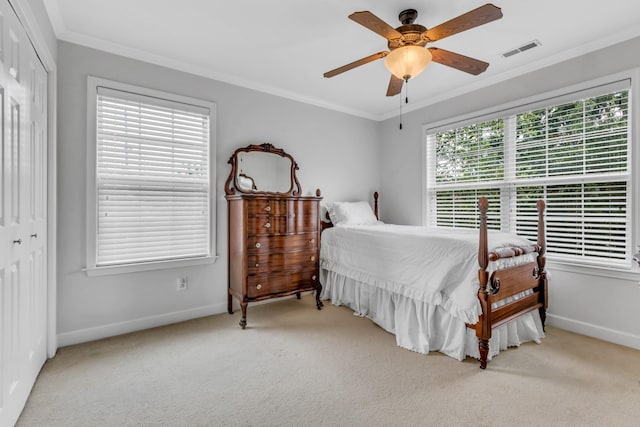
[177,277,188,291]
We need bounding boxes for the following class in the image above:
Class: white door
[0,0,48,425]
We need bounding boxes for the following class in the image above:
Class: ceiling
[43,0,640,120]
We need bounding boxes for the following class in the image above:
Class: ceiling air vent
[502,40,541,58]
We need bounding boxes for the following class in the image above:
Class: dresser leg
[239,301,248,329]
[227,292,233,314]
[315,285,324,309]
[296,292,301,299]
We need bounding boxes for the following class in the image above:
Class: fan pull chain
[399,78,410,130]
[399,86,403,130]
[405,77,409,104]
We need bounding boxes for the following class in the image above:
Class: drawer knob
[311,275,317,281]
[264,206,271,212]
[255,242,261,248]
[264,222,271,228]
[256,284,262,290]
[309,238,315,244]
[310,256,315,261]
[255,263,259,268]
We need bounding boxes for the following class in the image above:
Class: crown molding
[41,0,640,122]
[55,28,379,121]
[379,23,640,121]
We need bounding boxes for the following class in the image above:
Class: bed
[319,193,548,369]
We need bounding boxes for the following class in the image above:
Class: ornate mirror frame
[224,143,302,196]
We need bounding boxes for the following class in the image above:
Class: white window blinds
[512,90,629,262]
[426,81,631,267]
[95,87,211,266]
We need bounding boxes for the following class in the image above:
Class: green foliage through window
[427,86,631,266]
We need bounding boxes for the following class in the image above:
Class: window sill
[546,258,640,282]
[84,255,219,277]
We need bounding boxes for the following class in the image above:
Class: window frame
[85,76,217,276]
[421,70,640,280]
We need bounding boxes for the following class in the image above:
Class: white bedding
[320,224,545,361]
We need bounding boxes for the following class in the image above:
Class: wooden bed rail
[473,197,547,369]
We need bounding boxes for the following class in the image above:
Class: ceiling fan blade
[429,48,489,75]
[349,11,403,40]
[386,75,404,96]
[425,3,502,42]
[323,51,388,78]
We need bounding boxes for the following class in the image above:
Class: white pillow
[326,201,378,226]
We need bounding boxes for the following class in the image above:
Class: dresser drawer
[246,199,289,216]
[247,215,287,235]
[289,200,318,232]
[248,233,318,254]
[245,200,318,234]
[247,271,319,298]
[248,250,318,274]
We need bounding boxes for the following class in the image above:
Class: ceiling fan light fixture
[384,46,432,80]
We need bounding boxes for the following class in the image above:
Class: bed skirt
[320,268,545,362]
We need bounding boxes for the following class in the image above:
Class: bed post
[476,197,491,369]
[536,200,548,330]
[373,192,379,220]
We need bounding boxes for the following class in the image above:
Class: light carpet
[17,295,640,426]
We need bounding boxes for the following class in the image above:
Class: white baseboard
[547,314,640,350]
[57,303,227,348]
[57,306,640,352]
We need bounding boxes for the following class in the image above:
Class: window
[86,77,216,274]
[426,80,632,268]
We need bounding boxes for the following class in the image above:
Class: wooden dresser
[225,143,323,328]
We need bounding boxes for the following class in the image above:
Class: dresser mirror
[225,143,301,196]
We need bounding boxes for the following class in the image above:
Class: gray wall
[56,33,640,350]
[378,36,640,349]
[57,41,380,343]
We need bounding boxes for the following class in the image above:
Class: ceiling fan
[323,3,503,97]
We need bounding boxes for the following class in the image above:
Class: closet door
[0,0,48,425]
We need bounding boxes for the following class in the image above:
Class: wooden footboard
[470,197,547,369]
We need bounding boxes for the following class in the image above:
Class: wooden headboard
[321,192,379,232]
